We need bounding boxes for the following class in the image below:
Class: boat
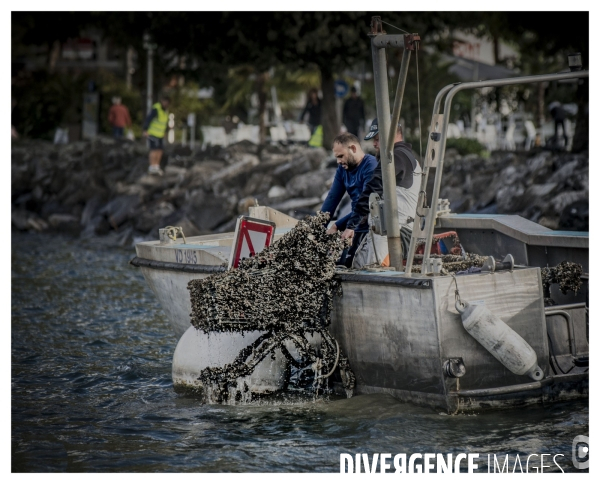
[130,17,589,413]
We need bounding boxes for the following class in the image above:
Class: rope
[164,226,187,244]
[315,340,340,380]
[381,20,410,35]
[451,274,465,312]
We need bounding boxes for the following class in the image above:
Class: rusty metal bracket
[369,16,386,36]
[404,33,420,51]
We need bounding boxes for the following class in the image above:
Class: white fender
[457,301,544,381]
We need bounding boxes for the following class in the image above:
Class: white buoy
[172,326,289,401]
[457,301,544,381]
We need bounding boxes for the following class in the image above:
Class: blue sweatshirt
[320,154,378,233]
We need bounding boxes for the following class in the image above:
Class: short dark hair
[333,132,360,147]
[350,86,357,93]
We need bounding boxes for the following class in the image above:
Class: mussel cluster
[541,261,584,298]
[188,212,355,397]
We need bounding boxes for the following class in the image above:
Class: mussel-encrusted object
[188,212,355,397]
[541,261,584,296]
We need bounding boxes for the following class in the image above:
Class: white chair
[201,126,229,150]
[270,126,287,144]
[446,123,462,139]
[502,123,516,150]
[289,123,312,143]
[483,124,497,151]
[234,125,260,144]
[524,121,537,150]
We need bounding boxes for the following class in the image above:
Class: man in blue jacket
[321,132,378,267]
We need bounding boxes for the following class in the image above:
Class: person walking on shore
[299,88,322,135]
[342,87,365,138]
[108,97,132,140]
[143,95,170,176]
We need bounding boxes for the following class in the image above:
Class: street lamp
[143,33,157,115]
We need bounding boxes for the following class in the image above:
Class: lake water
[11,233,589,472]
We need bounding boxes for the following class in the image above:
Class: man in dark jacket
[549,101,569,147]
[342,87,365,137]
[342,118,422,261]
[321,132,378,267]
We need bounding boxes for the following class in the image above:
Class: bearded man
[320,133,378,267]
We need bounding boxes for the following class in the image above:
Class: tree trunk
[571,78,588,153]
[256,72,268,145]
[320,70,339,151]
[47,40,61,73]
[536,82,546,129]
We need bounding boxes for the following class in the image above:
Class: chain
[451,274,464,310]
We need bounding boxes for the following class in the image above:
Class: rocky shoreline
[11,137,588,247]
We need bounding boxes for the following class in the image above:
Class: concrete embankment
[11,137,588,246]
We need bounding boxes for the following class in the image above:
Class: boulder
[495,183,526,213]
[11,208,48,232]
[285,169,336,199]
[271,197,322,212]
[133,201,177,233]
[271,160,312,185]
[101,194,142,229]
[267,186,288,200]
[243,173,275,198]
[47,213,82,236]
[559,201,588,231]
[186,192,235,231]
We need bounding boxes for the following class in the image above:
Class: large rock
[185,190,236,231]
[101,194,142,229]
[243,173,275,197]
[285,169,336,199]
[559,201,588,231]
[271,159,312,185]
[11,208,48,232]
[133,201,177,233]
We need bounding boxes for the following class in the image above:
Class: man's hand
[341,228,354,240]
[326,224,338,235]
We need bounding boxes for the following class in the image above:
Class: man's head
[112,96,121,105]
[160,95,171,109]
[364,117,403,154]
[332,133,365,170]
[350,86,358,98]
[308,88,319,103]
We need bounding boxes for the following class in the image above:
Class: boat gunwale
[130,256,436,287]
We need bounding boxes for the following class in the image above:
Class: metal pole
[126,46,134,91]
[146,45,154,115]
[404,83,456,276]
[386,48,411,157]
[421,70,590,262]
[371,40,403,270]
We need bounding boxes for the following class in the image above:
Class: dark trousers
[113,126,124,139]
[554,119,568,145]
[337,231,367,268]
[345,123,360,137]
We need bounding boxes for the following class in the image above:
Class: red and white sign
[229,216,276,269]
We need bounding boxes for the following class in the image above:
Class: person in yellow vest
[142,95,171,176]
